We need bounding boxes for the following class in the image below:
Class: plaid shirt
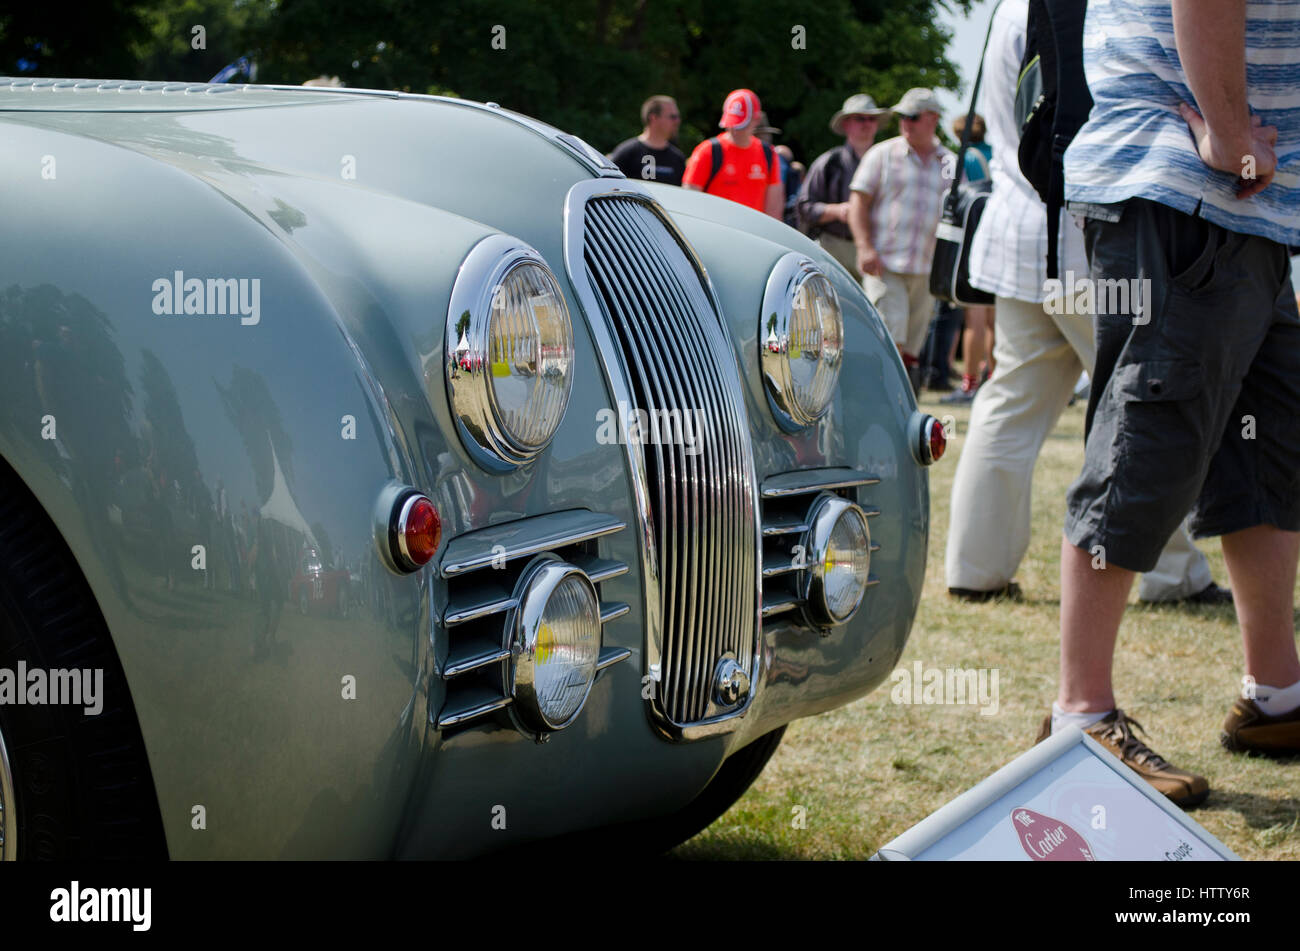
[850,135,953,275]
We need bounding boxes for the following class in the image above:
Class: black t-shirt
[608,137,686,186]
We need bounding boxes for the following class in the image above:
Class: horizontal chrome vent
[435,509,631,733]
[759,469,882,622]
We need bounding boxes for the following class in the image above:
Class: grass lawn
[675,383,1300,860]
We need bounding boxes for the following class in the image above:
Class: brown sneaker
[1034,709,1209,809]
[1221,698,1300,755]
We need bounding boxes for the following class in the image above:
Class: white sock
[1051,702,1111,734]
[1248,677,1300,716]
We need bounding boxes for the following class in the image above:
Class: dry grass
[675,384,1300,860]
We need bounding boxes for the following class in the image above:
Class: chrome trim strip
[441,509,625,577]
[761,513,810,537]
[444,646,513,678]
[443,592,518,627]
[760,596,800,618]
[569,553,629,584]
[870,542,881,553]
[863,507,881,519]
[438,694,513,729]
[599,601,630,624]
[762,467,881,498]
[0,724,15,861]
[761,555,804,578]
[595,646,633,671]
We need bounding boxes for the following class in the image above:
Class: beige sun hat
[891,87,942,117]
[829,94,890,134]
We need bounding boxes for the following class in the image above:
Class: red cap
[719,89,761,129]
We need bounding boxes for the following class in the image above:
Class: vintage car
[0,77,941,860]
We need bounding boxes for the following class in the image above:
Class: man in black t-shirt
[607,95,685,186]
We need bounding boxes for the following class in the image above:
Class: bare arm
[1172,0,1276,197]
[849,190,882,275]
[765,182,785,220]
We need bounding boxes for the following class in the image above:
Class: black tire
[0,462,168,859]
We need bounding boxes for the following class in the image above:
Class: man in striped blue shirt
[1044,0,1300,805]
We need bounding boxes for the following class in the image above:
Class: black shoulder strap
[704,138,723,191]
[762,141,774,175]
[1042,0,1092,279]
[947,0,1005,210]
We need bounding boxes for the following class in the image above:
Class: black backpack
[703,136,774,192]
[1016,0,1093,279]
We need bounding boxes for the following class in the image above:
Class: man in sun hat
[797,93,890,275]
[849,87,952,378]
[682,88,784,218]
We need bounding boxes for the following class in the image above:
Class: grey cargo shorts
[1064,198,1300,573]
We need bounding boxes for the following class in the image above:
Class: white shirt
[850,135,953,275]
[968,0,1087,303]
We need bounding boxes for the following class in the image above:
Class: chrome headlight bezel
[445,234,575,472]
[509,555,603,732]
[802,493,872,626]
[759,253,844,432]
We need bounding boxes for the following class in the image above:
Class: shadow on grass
[672,830,809,861]
[1206,787,1300,832]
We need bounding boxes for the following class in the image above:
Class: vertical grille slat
[581,195,757,729]
[586,208,701,720]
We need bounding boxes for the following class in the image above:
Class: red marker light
[928,418,947,463]
[395,494,441,570]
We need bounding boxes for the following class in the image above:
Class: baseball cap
[719,88,761,129]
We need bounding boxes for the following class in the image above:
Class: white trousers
[945,295,1212,600]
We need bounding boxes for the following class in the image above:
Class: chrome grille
[581,195,758,727]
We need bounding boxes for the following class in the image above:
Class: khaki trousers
[817,233,860,280]
[861,270,934,356]
[945,295,1212,600]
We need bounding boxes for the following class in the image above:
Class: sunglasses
[898,113,919,121]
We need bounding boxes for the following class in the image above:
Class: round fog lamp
[803,495,871,625]
[511,558,602,731]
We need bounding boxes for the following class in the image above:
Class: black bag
[1016,0,1092,279]
[930,4,1001,307]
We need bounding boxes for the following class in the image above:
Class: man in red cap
[682,89,784,218]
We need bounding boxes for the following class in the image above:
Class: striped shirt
[970,0,1088,301]
[1065,0,1300,248]
[850,135,954,274]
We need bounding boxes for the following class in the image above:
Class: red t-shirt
[682,132,781,212]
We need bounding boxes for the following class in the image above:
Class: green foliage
[8,0,972,164]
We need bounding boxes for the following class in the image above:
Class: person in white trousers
[944,0,1228,605]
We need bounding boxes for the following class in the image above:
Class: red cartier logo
[1011,808,1095,862]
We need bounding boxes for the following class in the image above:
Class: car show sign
[872,726,1238,861]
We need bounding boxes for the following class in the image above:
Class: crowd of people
[607,0,1300,811]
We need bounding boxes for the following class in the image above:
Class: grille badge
[713,657,751,707]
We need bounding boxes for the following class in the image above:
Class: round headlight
[445,235,575,471]
[759,254,844,431]
[511,557,602,732]
[803,494,871,625]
